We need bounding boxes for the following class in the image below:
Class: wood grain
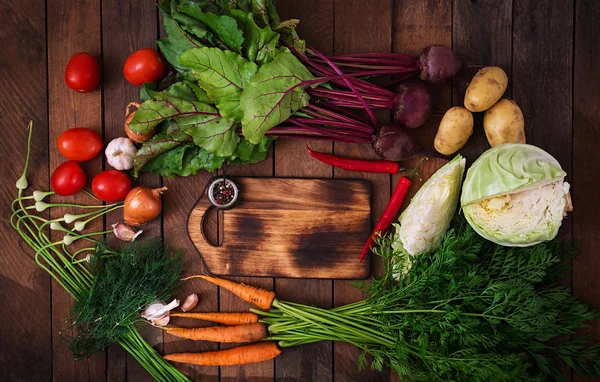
[274,1,336,380]
[188,178,371,278]
[100,1,161,381]
[47,0,106,379]
[573,1,600,381]
[392,0,452,240]
[333,0,393,380]
[512,2,574,379]
[453,0,513,163]
[220,128,275,379]
[0,0,51,380]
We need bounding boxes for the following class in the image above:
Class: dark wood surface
[188,178,371,279]
[1,0,598,381]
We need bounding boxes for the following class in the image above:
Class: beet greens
[130,0,462,177]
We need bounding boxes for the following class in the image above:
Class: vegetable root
[184,275,276,309]
[164,322,268,343]
[165,342,281,366]
[170,312,259,326]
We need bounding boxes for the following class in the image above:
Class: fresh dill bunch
[67,239,183,358]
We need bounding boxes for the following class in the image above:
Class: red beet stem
[307,45,378,127]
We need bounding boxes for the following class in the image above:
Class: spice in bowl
[208,178,239,209]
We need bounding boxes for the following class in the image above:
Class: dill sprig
[68,239,182,359]
[260,217,600,381]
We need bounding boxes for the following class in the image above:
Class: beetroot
[393,81,432,128]
[372,124,429,161]
[418,45,463,85]
[302,44,462,85]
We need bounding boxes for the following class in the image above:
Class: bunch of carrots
[160,275,281,366]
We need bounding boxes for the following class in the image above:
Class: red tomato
[65,52,100,93]
[51,161,87,196]
[92,170,132,202]
[58,128,103,162]
[123,48,166,86]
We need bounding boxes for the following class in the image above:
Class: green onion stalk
[11,122,190,382]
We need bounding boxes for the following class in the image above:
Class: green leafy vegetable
[240,50,314,143]
[129,91,221,134]
[133,130,192,177]
[179,112,240,156]
[157,3,202,81]
[230,136,272,163]
[178,5,245,53]
[179,47,258,121]
[258,219,600,381]
[229,8,279,64]
[143,144,227,177]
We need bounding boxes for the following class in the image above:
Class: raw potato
[483,99,525,147]
[434,106,474,155]
[464,66,508,112]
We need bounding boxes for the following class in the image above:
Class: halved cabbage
[461,144,572,247]
[391,155,465,278]
[393,155,466,256]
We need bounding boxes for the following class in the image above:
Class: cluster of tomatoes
[55,48,167,201]
[52,128,132,202]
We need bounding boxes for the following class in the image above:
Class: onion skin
[125,112,155,143]
[123,186,167,226]
[393,81,433,128]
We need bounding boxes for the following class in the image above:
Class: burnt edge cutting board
[187,177,372,279]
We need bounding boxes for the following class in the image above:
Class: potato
[483,99,525,147]
[434,106,474,155]
[464,66,508,112]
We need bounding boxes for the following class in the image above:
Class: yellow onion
[124,102,155,143]
[123,186,167,226]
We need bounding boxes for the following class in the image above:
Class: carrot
[164,322,268,343]
[183,275,276,309]
[164,341,281,366]
[170,312,260,325]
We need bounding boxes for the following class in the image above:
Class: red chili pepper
[307,147,400,174]
[359,176,412,261]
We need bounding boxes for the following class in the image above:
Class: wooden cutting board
[187,177,372,279]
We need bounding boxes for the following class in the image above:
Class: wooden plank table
[1,0,598,380]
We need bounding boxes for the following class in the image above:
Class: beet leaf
[240,49,313,143]
[179,47,258,121]
[178,5,245,53]
[229,9,279,64]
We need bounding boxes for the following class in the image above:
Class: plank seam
[44,0,53,378]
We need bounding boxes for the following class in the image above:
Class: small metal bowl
[207,178,239,210]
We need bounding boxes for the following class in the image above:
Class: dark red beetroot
[307,81,432,129]
[372,124,430,161]
[393,81,433,128]
[418,45,463,85]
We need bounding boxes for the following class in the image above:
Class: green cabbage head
[461,144,572,247]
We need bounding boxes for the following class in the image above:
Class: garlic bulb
[105,137,137,171]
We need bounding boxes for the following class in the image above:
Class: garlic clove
[181,294,199,312]
[153,315,170,327]
[142,299,179,321]
[112,222,143,242]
